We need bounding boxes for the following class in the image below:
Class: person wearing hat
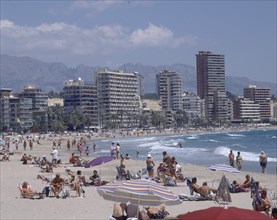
[146,154,155,178]
[259,151,267,173]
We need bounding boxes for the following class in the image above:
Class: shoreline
[1,128,277,220]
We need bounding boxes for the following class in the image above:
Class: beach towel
[179,193,214,201]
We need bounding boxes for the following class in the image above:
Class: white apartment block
[233,97,261,122]
[96,69,140,128]
[182,92,204,118]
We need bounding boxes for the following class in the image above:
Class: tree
[173,110,189,128]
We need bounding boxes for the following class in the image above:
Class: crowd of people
[1,131,276,219]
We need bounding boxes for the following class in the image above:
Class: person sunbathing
[1,153,10,162]
[67,174,82,197]
[112,203,127,220]
[254,189,271,215]
[51,173,65,198]
[230,180,250,193]
[240,174,251,188]
[21,181,42,198]
[89,170,100,186]
[191,177,216,196]
[20,153,29,165]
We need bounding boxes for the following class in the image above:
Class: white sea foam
[272,136,277,139]
[232,144,247,149]
[137,141,161,148]
[187,135,199,140]
[226,133,246,137]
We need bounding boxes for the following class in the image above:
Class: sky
[0,0,276,83]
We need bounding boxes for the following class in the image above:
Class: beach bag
[166,178,175,186]
[43,186,50,197]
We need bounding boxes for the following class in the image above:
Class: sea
[88,128,277,174]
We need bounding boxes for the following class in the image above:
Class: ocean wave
[201,139,219,142]
[187,135,199,140]
[137,141,161,148]
[232,144,247,149]
[272,136,277,139]
[226,133,246,137]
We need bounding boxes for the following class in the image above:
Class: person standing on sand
[146,154,155,178]
[228,150,235,167]
[259,151,267,173]
[236,151,242,171]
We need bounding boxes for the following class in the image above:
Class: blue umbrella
[84,156,114,168]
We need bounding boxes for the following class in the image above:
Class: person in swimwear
[146,154,155,178]
[259,151,267,173]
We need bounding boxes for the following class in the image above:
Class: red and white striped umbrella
[96,179,181,206]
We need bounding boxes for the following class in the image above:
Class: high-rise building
[18,86,48,111]
[243,85,271,120]
[196,51,227,122]
[0,88,33,132]
[18,85,48,131]
[96,69,140,128]
[156,70,182,111]
[63,78,98,127]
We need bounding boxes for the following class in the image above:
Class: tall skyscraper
[156,70,182,111]
[196,51,227,122]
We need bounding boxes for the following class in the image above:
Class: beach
[1,130,276,220]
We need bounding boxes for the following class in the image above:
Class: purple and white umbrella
[84,156,114,168]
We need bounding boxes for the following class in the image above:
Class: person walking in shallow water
[228,150,235,167]
[236,151,243,171]
[259,151,267,173]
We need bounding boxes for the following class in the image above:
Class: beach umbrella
[208,164,240,173]
[96,178,182,206]
[177,207,272,220]
[84,156,114,168]
[215,175,232,206]
[84,156,115,179]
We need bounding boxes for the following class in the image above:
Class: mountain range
[0,54,276,96]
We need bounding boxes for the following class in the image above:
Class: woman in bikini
[146,154,155,178]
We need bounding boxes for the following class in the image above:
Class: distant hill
[0,54,276,96]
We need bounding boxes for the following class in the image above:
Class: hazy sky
[1,0,276,82]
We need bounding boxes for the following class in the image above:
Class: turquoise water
[89,128,277,174]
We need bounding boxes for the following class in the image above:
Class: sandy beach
[1,131,276,220]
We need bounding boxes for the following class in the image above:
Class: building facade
[0,88,33,132]
[182,92,204,119]
[18,85,48,131]
[63,78,98,127]
[156,70,182,111]
[232,97,261,122]
[243,85,271,121]
[96,69,140,128]
[196,51,228,122]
